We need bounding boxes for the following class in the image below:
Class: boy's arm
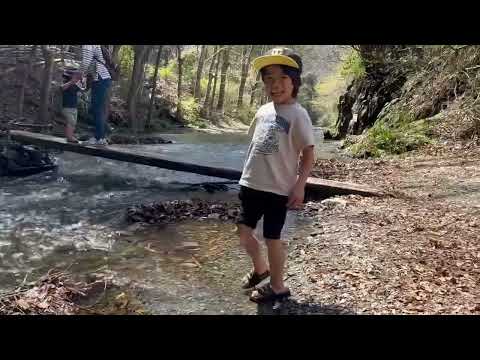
[61,79,76,91]
[287,145,315,209]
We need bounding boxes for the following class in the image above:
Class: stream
[0,129,342,314]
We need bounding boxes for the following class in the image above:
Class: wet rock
[1,144,57,177]
[321,198,347,209]
[126,223,145,232]
[181,262,198,268]
[175,242,200,251]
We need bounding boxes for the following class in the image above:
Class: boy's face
[262,65,294,105]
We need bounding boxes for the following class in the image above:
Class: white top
[239,101,315,196]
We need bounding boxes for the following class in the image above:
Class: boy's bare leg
[238,224,269,274]
[65,125,77,141]
[265,239,288,293]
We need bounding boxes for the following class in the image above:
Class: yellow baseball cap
[252,47,302,72]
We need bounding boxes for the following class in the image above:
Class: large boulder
[333,66,407,139]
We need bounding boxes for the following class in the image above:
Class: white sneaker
[83,137,98,146]
[95,138,109,146]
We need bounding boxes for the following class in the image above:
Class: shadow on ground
[257,298,354,315]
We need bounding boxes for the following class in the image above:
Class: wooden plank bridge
[9,130,385,197]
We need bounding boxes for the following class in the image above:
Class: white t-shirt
[239,101,315,196]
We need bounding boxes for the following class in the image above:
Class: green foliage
[348,113,432,157]
[167,52,197,86]
[159,61,175,81]
[340,50,366,79]
[118,45,134,79]
[181,52,198,86]
[144,63,156,79]
[307,70,348,128]
[235,105,257,125]
[180,96,203,126]
[200,77,209,95]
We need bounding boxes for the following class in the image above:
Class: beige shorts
[62,108,78,127]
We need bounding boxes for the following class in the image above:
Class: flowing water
[0,129,341,314]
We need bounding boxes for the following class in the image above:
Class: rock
[115,231,133,237]
[227,209,239,217]
[176,242,200,250]
[126,223,145,232]
[333,64,407,139]
[321,198,347,209]
[181,262,198,268]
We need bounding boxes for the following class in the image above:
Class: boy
[61,68,84,143]
[237,48,315,303]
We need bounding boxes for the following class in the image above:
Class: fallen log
[10,130,385,197]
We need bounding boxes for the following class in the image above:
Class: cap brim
[252,54,299,72]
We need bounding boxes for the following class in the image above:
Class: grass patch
[348,111,433,157]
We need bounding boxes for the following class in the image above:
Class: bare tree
[127,45,152,131]
[146,45,163,128]
[37,45,54,124]
[176,45,183,120]
[17,45,37,118]
[201,46,217,117]
[105,45,122,122]
[208,47,221,116]
[216,46,230,113]
[249,45,266,107]
[193,45,207,101]
[237,45,254,109]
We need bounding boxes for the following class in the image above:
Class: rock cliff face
[329,65,407,140]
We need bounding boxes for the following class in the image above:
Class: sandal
[249,283,291,304]
[241,270,270,289]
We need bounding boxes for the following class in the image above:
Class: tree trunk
[112,45,121,62]
[249,45,266,107]
[104,45,122,123]
[216,46,230,113]
[249,70,261,107]
[193,45,207,101]
[237,45,254,109]
[176,45,183,120]
[37,46,54,124]
[201,46,217,117]
[17,45,37,118]
[208,47,221,116]
[146,45,163,128]
[140,47,153,102]
[127,45,151,132]
[164,47,170,67]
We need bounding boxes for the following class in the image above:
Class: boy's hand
[287,183,305,209]
[73,72,82,81]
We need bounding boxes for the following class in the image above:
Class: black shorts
[237,186,288,240]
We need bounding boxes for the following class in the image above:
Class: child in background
[61,68,84,143]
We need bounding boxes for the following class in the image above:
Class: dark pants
[237,186,288,240]
[91,78,112,140]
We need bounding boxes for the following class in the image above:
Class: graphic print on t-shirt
[253,114,290,155]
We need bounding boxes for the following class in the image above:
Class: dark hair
[261,65,302,98]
